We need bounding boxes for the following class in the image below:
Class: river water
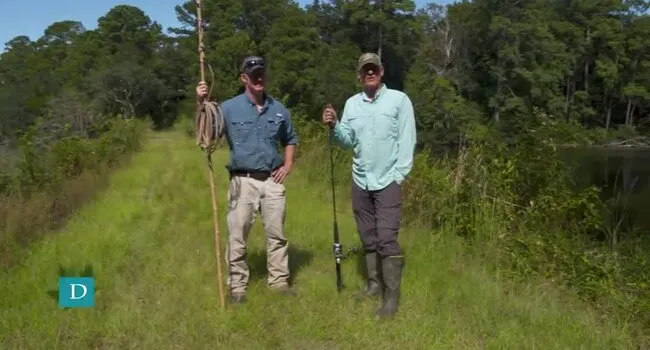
[426,144,650,236]
[562,147,650,235]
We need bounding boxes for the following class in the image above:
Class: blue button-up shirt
[332,84,417,191]
[220,93,298,172]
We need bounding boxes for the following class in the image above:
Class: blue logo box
[59,277,94,308]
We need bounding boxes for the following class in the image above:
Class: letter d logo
[59,277,94,308]
[70,284,88,300]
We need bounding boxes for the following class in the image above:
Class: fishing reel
[333,243,361,264]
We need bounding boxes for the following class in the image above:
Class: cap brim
[244,65,265,75]
[358,61,381,71]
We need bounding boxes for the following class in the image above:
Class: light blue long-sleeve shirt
[332,84,417,191]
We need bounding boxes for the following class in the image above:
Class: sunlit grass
[0,128,637,349]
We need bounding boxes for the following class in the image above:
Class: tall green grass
[0,124,641,349]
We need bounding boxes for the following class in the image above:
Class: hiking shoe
[270,285,297,296]
[230,292,247,304]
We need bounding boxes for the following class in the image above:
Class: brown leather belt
[230,170,271,181]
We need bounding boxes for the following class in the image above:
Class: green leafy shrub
[0,116,148,269]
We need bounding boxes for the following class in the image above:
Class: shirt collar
[361,83,387,103]
[243,91,272,110]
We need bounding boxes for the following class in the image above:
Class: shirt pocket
[345,115,363,130]
[229,120,254,144]
[375,111,398,140]
[266,115,284,141]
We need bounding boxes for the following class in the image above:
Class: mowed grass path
[0,128,637,349]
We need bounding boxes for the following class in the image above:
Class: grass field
[0,127,639,349]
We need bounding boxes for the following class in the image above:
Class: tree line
[0,0,648,149]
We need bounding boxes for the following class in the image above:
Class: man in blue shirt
[322,53,417,318]
[196,56,298,304]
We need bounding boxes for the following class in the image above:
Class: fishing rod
[327,110,361,293]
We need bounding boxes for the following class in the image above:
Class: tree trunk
[605,96,612,130]
[378,27,382,59]
[625,98,633,125]
[564,76,571,119]
[584,27,591,92]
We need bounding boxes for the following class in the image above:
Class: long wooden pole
[208,148,226,310]
[196,0,206,82]
[196,0,226,310]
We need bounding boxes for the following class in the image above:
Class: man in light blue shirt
[322,52,417,319]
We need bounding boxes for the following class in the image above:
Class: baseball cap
[241,56,266,75]
[357,52,382,72]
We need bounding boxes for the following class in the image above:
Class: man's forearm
[284,144,297,166]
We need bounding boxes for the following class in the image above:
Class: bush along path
[0,127,639,349]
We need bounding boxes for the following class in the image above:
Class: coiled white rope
[195,66,226,154]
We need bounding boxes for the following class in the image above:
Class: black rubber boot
[375,255,404,319]
[355,252,382,301]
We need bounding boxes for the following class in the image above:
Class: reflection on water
[424,143,650,234]
[564,148,650,196]
[561,147,650,234]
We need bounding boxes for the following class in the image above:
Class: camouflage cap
[357,52,382,72]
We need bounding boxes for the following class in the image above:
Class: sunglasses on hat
[244,59,265,68]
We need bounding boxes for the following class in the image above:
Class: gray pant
[225,175,290,294]
[351,181,402,258]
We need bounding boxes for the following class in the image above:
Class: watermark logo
[59,277,94,308]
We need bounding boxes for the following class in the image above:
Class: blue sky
[0,0,441,48]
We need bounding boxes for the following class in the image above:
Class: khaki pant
[225,175,290,294]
